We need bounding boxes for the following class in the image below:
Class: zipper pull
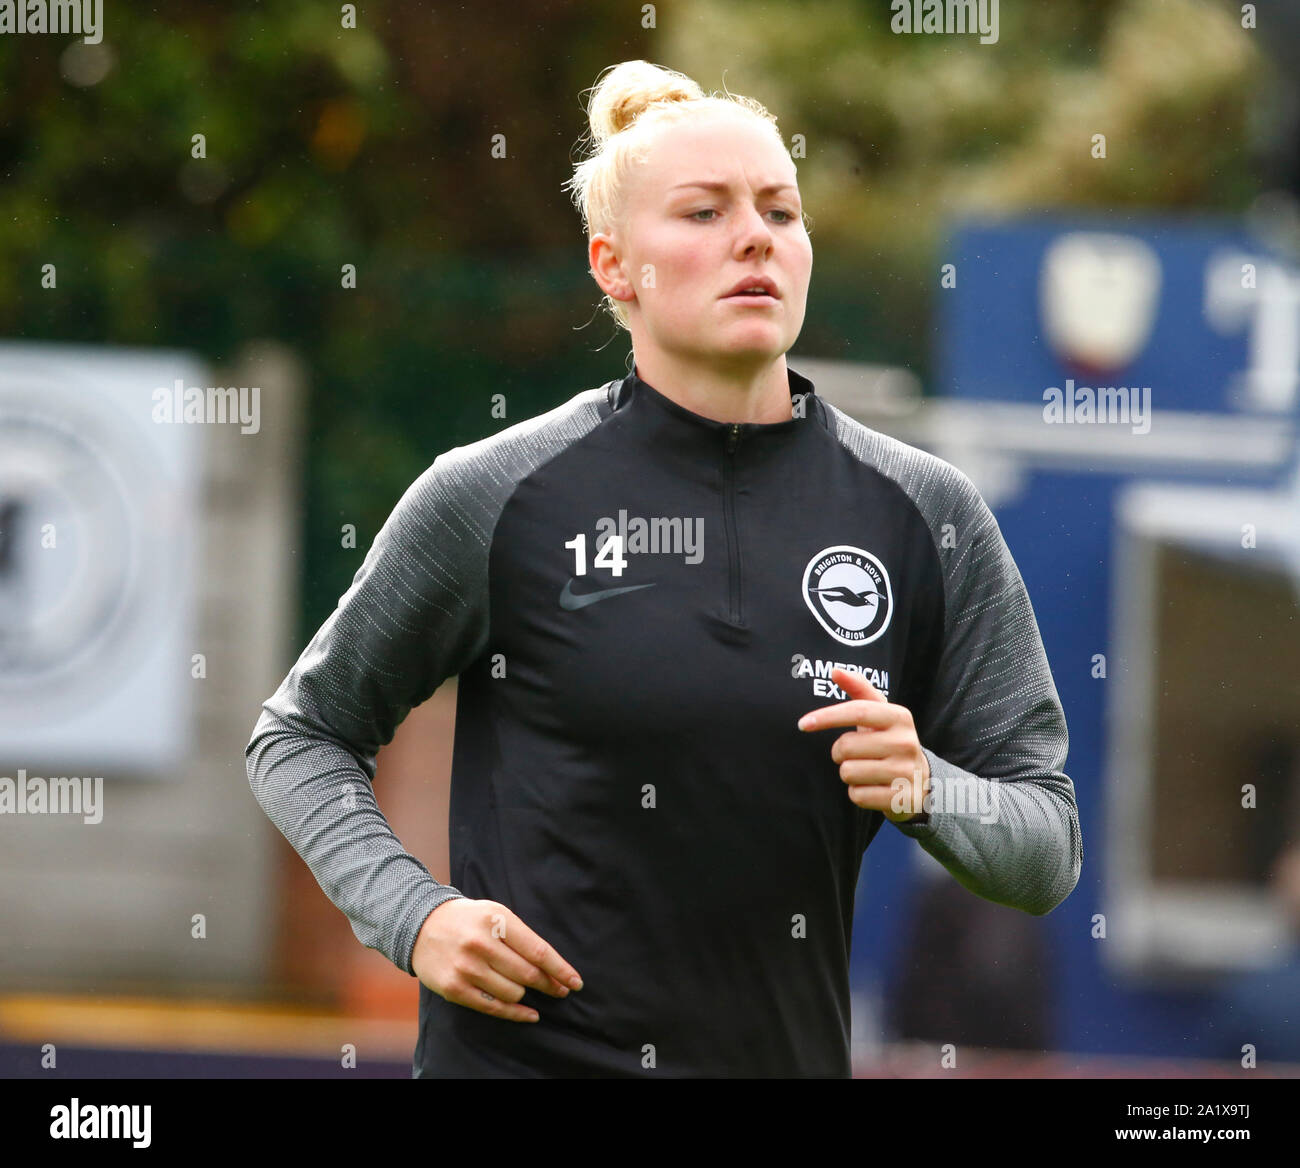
[726,422,741,453]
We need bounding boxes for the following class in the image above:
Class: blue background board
[849,215,1300,1058]
[936,213,1287,414]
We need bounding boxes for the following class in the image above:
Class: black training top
[245,363,1082,1078]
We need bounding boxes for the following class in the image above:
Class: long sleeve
[892,469,1083,916]
[245,450,491,975]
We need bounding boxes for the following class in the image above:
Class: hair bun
[586,60,704,145]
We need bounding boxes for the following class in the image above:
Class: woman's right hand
[411,898,584,1022]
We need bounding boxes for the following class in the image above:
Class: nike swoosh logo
[559,578,657,610]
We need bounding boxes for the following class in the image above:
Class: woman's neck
[630,353,793,424]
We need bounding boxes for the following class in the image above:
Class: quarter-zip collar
[604,362,826,452]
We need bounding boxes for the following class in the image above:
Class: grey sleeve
[893,467,1083,917]
[245,450,490,976]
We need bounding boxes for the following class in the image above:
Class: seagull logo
[802,545,893,645]
[809,585,881,609]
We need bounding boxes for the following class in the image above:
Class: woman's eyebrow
[668,181,798,195]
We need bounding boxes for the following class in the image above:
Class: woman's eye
[690,208,796,222]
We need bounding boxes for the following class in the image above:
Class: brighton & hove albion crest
[802,544,893,646]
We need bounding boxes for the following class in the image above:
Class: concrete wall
[0,340,304,996]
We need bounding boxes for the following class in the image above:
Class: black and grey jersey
[245,363,1083,1078]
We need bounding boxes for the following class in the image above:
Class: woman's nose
[734,204,773,251]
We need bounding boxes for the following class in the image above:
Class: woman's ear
[589,233,633,302]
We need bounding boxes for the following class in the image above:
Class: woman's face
[591,108,812,372]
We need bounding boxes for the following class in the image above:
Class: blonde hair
[564,60,789,333]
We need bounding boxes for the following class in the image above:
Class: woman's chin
[710,328,789,357]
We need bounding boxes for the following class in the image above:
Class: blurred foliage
[0,0,1277,638]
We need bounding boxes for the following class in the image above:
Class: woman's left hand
[797,666,931,822]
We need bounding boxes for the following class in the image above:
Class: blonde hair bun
[585,60,705,145]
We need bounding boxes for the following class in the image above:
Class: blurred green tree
[0,0,1270,636]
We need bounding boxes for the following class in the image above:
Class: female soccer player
[246,59,1082,1078]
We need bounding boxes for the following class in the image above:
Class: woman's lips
[722,293,779,305]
